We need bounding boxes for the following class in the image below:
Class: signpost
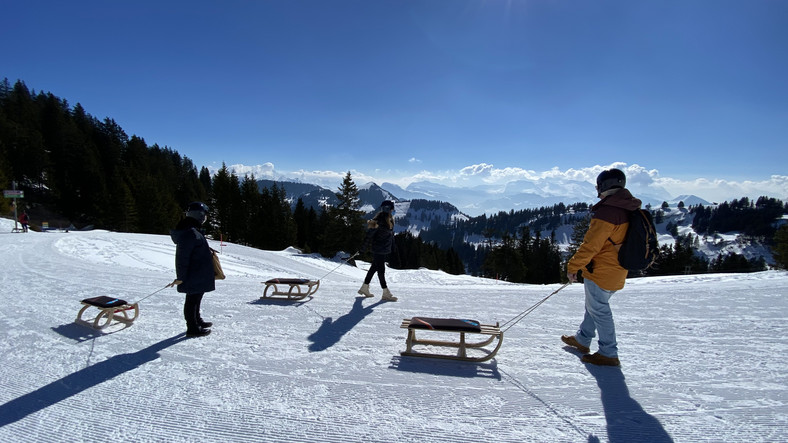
[3,190,24,198]
[4,182,24,232]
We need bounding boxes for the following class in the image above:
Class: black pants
[364,254,387,288]
[184,292,205,329]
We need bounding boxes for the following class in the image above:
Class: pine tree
[321,172,365,256]
[566,213,590,259]
[293,198,309,249]
[774,225,788,270]
[210,163,235,241]
[240,174,262,247]
[483,233,526,282]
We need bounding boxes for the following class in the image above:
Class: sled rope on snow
[499,282,570,333]
[260,252,358,301]
[399,317,504,362]
[75,285,169,330]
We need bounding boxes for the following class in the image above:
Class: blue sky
[4,1,787,200]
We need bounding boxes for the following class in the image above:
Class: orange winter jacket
[567,188,642,291]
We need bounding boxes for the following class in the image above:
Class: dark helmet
[380,200,395,213]
[185,201,209,224]
[596,168,626,194]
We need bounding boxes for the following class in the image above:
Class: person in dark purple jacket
[170,202,215,337]
[357,200,398,301]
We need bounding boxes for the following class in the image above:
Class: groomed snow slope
[0,218,786,442]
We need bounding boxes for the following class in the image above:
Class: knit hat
[185,201,209,224]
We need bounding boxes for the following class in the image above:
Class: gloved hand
[167,279,183,288]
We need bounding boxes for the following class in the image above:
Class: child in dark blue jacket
[170,202,215,337]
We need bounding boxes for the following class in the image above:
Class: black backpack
[612,209,659,271]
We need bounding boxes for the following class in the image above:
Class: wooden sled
[76,296,139,329]
[261,278,320,300]
[400,317,503,362]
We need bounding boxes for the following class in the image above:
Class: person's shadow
[585,364,674,443]
[0,334,187,428]
[307,297,384,352]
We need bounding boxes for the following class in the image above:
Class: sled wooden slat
[261,278,320,300]
[76,296,139,330]
[399,317,503,363]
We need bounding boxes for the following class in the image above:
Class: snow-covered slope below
[0,217,786,442]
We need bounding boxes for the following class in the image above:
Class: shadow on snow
[307,297,385,352]
[389,355,501,379]
[585,363,674,443]
[0,334,186,428]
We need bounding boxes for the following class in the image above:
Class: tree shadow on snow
[389,356,501,380]
[0,333,187,428]
[584,363,674,443]
[307,297,384,352]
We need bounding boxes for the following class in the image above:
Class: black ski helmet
[185,201,209,224]
[596,168,626,195]
[380,200,395,213]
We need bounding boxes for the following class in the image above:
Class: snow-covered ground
[0,217,786,442]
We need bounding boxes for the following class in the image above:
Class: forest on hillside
[0,79,463,274]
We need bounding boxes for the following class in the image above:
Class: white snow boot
[358,284,374,298]
[381,288,398,302]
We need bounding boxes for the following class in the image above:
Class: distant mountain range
[258,179,469,235]
[257,178,714,246]
[257,178,774,267]
[259,178,710,219]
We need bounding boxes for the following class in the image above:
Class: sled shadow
[249,297,313,307]
[584,363,674,443]
[390,356,501,380]
[0,333,186,428]
[51,322,131,342]
[307,297,384,352]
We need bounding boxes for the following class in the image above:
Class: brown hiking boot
[561,335,590,354]
[581,352,620,366]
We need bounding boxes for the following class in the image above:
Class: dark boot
[186,326,211,337]
[194,294,212,328]
[581,352,620,366]
[561,335,590,354]
[184,293,209,336]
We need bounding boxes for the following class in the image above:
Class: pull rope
[500,282,571,332]
[132,284,172,304]
[315,252,359,282]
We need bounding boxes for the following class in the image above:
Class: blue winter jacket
[170,217,215,294]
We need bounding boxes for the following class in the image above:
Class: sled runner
[76,296,139,330]
[399,317,504,362]
[261,278,320,300]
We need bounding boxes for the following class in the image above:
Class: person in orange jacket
[562,168,642,366]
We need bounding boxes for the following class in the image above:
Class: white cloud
[459,163,495,177]
[654,175,788,204]
[226,163,275,178]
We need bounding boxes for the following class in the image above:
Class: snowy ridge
[0,217,786,442]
